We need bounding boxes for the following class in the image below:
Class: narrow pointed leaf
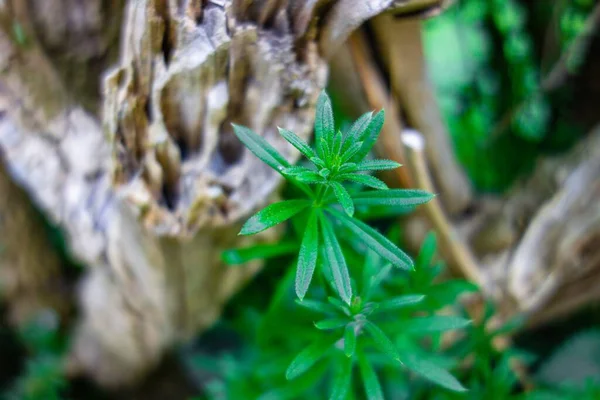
[344,111,373,143]
[295,211,320,300]
[321,216,353,305]
[358,352,384,400]
[315,91,334,158]
[283,165,315,177]
[374,295,425,313]
[400,352,467,392]
[331,181,354,216]
[279,127,316,159]
[337,173,388,190]
[295,299,338,315]
[328,209,414,269]
[344,324,357,357]
[319,137,332,163]
[286,337,334,380]
[232,123,289,172]
[311,157,326,168]
[222,242,297,265]
[402,316,471,333]
[364,321,400,361]
[417,231,437,268]
[355,159,401,171]
[340,142,364,163]
[240,200,310,235]
[330,355,353,400]
[338,163,357,173]
[295,171,327,184]
[354,110,385,161]
[352,189,434,209]
[327,297,352,316]
[315,318,348,330]
[332,130,343,155]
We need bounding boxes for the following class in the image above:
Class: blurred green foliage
[423,0,592,191]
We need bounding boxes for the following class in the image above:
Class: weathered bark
[1,0,445,388]
[462,125,600,324]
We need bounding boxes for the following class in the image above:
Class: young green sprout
[233,91,433,305]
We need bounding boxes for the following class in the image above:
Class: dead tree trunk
[0,0,450,388]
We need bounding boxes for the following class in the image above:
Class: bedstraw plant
[221,91,471,398]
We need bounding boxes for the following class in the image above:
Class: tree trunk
[0,0,449,388]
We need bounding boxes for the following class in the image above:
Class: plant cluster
[193,91,474,399]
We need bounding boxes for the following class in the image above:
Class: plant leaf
[344,111,373,143]
[417,231,437,268]
[240,200,311,235]
[400,351,467,392]
[354,110,385,161]
[337,173,388,190]
[330,355,353,400]
[232,123,289,172]
[365,321,400,361]
[332,130,343,156]
[340,142,364,164]
[278,127,316,159]
[374,295,425,313]
[295,171,327,184]
[331,181,354,216]
[315,91,335,159]
[352,189,433,208]
[286,337,334,380]
[222,242,298,265]
[321,216,353,305]
[295,299,339,315]
[344,324,357,357]
[283,165,315,177]
[328,209,414,269]
[355,159,401,171]
[402,316,471,333]
[327,297,352,316]
[315,318,348,330]
[358,351,384,400]
[295,211,320,300]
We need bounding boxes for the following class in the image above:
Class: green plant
[2,311,68,400]
[217,91,471,398]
